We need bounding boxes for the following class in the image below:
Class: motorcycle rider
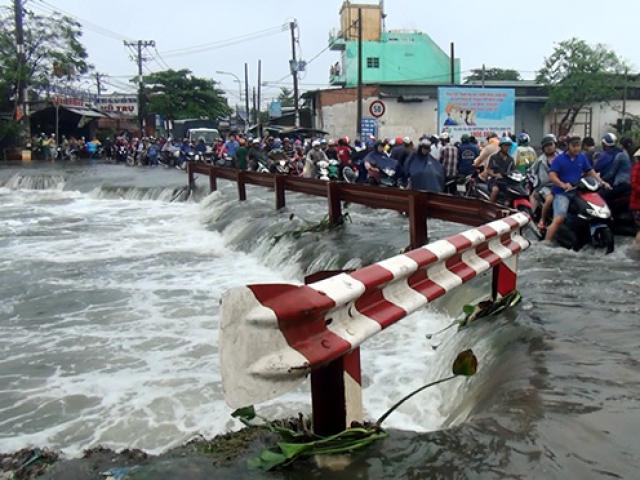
[438,132,458,194]
[364,140,398,186]
[457,134,479,176]
[304,140,328,178]
[545,136,609,243]
[487,137,516,203]
[474,132,500,181]
[514,132,536,173]
[594,133,632,203]
[530,134,558,230]
[403,138,445,193]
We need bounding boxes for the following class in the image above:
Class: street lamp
[215,70,244,131]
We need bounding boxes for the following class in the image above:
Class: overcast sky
[13,0,640,105]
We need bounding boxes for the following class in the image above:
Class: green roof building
[329,1,461,87]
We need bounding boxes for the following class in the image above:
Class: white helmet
[403,136,411,144]
[312,140,321,148]
[439,132,450,140]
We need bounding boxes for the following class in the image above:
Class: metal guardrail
[187,162,514,249]
[220,212,531,435]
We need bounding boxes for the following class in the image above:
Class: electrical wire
[158,24,288,58]
[34,0,134,42]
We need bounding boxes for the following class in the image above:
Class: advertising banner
[437,87,515,142]
[95,95,138,116]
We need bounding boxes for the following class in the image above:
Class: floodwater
[0,162,638,478]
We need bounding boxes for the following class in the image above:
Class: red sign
[369,100,386,118]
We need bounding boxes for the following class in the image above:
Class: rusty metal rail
[187,162,513,248]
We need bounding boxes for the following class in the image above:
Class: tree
[142,69,231,121]
[537,38,627,135]
[0,5,91,108]
[0,4,91,146]
[277,87,294,107]
[465,68,521,83]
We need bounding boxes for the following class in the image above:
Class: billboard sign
[95,95,138,116]
[437,87,515,142]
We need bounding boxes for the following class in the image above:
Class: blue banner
[437,87,515,142]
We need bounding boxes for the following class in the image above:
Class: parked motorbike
[555,177,615,254]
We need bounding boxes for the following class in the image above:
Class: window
[366,57,380,69]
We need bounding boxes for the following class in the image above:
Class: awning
[65,107,107,118]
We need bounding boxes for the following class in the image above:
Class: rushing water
[0,162,639,478]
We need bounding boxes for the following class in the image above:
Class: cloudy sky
[16,0,640,105]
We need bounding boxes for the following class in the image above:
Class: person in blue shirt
[457,134,480,176]
[403,138,445,193]
[364,141,399,186]
[595,133,632,202]
[545,135,610,242]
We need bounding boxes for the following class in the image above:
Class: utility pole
[257,59,262,136]
[95,72,103,108]
[622,67,628,131]
[450,42,455,84]
[252,87,257,125]
[244,62,250,133]
[14,0,30,148]
[356,8,363,139]
[481,64,486,88]
[124,40,155,134]
[289,21,300,128]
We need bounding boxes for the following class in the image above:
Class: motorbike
[342,165,358,183]
[274,158,291,175]
[555,177,615,254]
[467,170,542,239]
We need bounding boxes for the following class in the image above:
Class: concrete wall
[339,33,461,87]
[542,100,640,141]
[314,94,438,141]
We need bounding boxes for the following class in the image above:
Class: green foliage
[141,69,231,121]
[459,290,522,328]
[465,68,521,83]
[452,349,478,376]
[238,350,479,471]
[277,87,295,108]
[272,212,351,244]
[537,38,627,134]
[0,4,91,106]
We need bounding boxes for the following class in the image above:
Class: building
[328,1,460,87]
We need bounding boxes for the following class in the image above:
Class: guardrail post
[274,175,285,210]
[304,270,362,436]
[327,182,342,225]
[311,349,362,436]
[492,255,518,300]
[237,171,247,201]
[408,194,428,249]
[186,161,195,191]
[209,166,217,193]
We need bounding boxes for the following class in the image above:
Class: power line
[34,0,134,42]
[158,24,288,58]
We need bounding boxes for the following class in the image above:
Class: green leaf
[247,449,289,471]
[278,442,312,459]
[231,405,256,422]
[452,349,478,377]
[463,304,475,316]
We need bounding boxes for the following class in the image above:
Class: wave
[1,173,66,191]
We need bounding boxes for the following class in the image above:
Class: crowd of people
[30,127,640,248]
[31,133,103,161]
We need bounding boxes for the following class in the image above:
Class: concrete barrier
[220,212,530,435]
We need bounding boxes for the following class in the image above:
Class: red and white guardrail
[220,212,530,434]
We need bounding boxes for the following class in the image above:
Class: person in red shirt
[630,149,640,249]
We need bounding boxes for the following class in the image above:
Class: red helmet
[395,136,403,145]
